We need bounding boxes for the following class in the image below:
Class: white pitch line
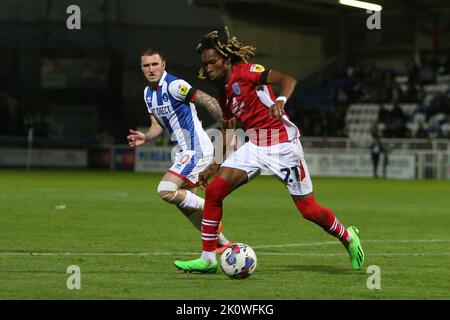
[1,239,449,257]
[0,252,198,257]
[1,252,449,257]
[259,253,450,257]
[252,238,450,249]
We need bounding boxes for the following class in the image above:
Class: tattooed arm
[193,90,222,123]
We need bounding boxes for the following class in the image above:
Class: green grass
[0,169,449,299]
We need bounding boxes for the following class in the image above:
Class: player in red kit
[174,27,364,273]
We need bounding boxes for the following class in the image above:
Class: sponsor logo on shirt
[178,85,189,96]
[153,105,172,116]
[231,97,245,117]
[250,64,265,73]
[232,82,241,95]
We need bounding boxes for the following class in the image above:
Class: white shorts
[168,147,213,186]
[221,139,313,196]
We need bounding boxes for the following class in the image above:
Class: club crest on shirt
[178,85,189,96]
[162,93,169,102]
[232,82,241,95]
[250,64,265,73]
[146,96,152,104]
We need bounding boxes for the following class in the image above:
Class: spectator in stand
[390,103,406,123]
[376,83,391,104]
[370,120,381,139]
[391,83,403,103]
[333,87,349,108]
[292,57,449,139]
[426,92,447,120]
[391,119,412,138]
[414,121,430,139]
[419,60,435,84]
[405,59,419,85]
[372,72,406,104]
[378,104,389,125]
[416,84,426,104]
[403,83,418,103]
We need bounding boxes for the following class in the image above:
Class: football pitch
[0,169,449,300]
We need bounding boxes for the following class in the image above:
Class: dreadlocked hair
[196,26,257,80]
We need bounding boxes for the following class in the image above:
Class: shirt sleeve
[242,63,270,86]
[143,87,152,114]
[168,79,196,102]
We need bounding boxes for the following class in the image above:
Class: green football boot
[347,226,365,271]
[174,258,218,273]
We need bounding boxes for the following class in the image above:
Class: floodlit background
[0,0,449,300]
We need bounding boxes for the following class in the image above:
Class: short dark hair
[140,47,165,61]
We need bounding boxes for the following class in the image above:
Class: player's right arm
[265,69,297,120]
[127,114,164,147]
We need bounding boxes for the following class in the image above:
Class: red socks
[202,176,349,251]
[294,195,349,243]
[201,176,232,252]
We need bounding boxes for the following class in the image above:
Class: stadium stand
[291,55,450,146]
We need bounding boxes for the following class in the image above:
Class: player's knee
[157,181,179,203]
[158,190,177,203]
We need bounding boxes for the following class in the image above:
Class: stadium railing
[1,136,449,180]
[300,137,450,179]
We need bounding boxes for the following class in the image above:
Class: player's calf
[201,176,232,252]
[293,194,349,243]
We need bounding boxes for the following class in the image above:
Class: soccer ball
[220,243,257,279]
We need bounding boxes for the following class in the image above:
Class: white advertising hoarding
[305,153,416,179]
[134,146,174,173]
[0,148,87,167]
[448,152,450,180]
[134,146,415,180]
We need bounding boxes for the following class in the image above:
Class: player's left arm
[192,90,223,123]
[264,70,298,120]
[168,79,222,123]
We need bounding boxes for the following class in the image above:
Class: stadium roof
[193,0,450,15]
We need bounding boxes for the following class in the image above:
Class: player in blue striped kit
[127,48,232,252]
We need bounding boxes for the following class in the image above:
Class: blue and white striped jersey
[143,71,212,154]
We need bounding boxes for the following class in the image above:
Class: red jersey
[219,63,300,146]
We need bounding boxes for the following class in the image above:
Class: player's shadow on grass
[267,264,359,275]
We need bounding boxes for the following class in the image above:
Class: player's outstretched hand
[127,129,145,148]
[198,163,220,189]
[268,101,284,120]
